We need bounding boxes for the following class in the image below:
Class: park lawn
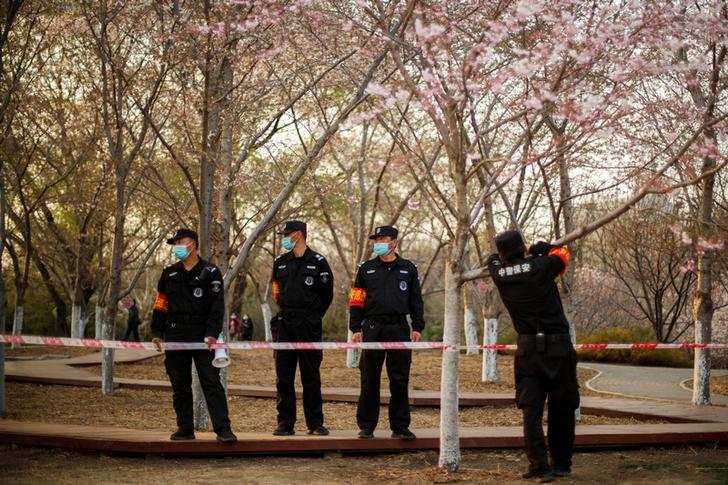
[88,350,602,396]
[4,382,658,434]
[1,443,726,484]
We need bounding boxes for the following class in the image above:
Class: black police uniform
[487,240,579,475]
[270,247,333,432]
[349,253,425,433]
[151,258,232,436]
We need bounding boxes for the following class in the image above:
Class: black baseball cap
[495,230,526,260]
[167,228,199,245]
[277,220,307,235]
[369,225,398,240]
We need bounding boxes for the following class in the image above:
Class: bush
[578,326,693,368]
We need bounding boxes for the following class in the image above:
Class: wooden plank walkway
[1,420,726,455]
[7,360,728,424]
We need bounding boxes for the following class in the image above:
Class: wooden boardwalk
[5,349,728,455]
[1,420,726,455]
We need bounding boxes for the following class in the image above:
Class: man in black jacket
[151,228,237,443]
[487,230,578,482]
[349,225,424,441]
[270,220,333,436]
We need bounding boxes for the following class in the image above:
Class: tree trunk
[346,301,360,368]
[438,265,461,471]
[261,301,273,342]
[95,304,104,339]
[463,287,478,356]
[71,303,90,339]
[11,304,23,349]
[692,152,716,405]
[102,168,128,396]
[482,316,498,382]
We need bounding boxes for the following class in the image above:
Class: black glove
[528,241,554,257]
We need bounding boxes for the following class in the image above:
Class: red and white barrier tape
[1,334,726,352]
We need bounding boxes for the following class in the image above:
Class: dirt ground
[4,382,660,433]
[87,350,601,396]
[0,443,726,484]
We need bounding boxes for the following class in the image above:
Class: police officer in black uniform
[151,228,237,443]
[349,225,424,441]
[270,220,333,436]
[487,230,578,482]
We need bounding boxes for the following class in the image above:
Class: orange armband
[153,292,168,312]
[548,246,571,275]
[271,280,281,303]
[349,287,367,308]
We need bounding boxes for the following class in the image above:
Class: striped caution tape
[1,334,726,352]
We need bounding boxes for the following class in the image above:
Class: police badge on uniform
[399,280,407,291]
[305,276,314,286]
[193,287,203,298]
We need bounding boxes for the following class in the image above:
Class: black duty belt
[517,333,571,342]
[169,314,207,325]
[364,314,407,325]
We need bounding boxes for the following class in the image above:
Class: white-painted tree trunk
[482,317,498,382]
[193,364,210,430]
[100,311,114,395]
[71,303,89,339]
[692,319,711,405]
[11,306,23,349]
[464,302,478,356]
[94,305,104,340]
[438,267,461,471]
[346,312,360,368]
[261,302,272,342]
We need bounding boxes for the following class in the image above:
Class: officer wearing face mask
[269,220,333,436]
[349,225,424,441]
[487,230,577,482]
[150,228,237,443]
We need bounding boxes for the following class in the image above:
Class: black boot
[273,424,295,436]
[170,428,195,441]
[358,429,374,439]
[391,429,416,441]
[307,425,330,436]
[216,429,238,443]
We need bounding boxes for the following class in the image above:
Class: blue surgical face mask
[373,242,391,257]
[281,236,294,252]
[173,244,190,261]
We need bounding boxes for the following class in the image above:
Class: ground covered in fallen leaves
[1,443,725,484]
[5,382,661,433]
[87,350,602,396]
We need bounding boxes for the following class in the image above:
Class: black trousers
[357,320,412,432]
[164,349,232,434]
[274,313,324,430]
[121,325,140,341]
[275,349,324,429]
[515,336,580,472]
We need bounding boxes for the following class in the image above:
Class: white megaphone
[212,333,231,368]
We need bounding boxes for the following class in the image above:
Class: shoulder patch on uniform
[315,254,324,261]
[207,266,217,273]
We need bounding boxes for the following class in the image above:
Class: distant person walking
[120,297,141,342]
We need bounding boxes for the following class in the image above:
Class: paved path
[579,362,728,406]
